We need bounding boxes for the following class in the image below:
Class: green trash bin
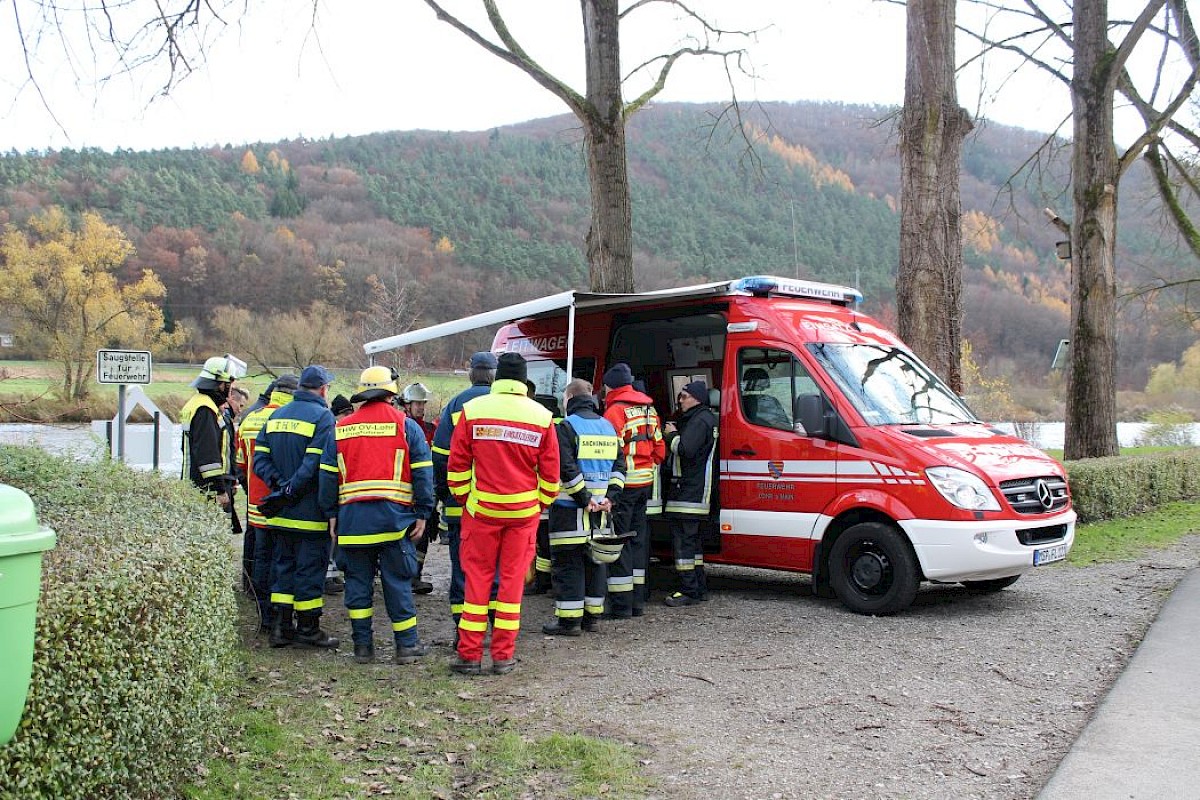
[0,485,56,746]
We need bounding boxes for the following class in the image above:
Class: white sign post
[96,350,153,463]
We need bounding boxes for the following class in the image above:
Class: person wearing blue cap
[254,364,341,649]
[431,352,498,637]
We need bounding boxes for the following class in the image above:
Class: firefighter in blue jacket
[431,351,497,629]
[542,379,626,636]
[336,367,435,665]
[254,365,341,649]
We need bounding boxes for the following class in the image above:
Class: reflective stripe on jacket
[432,382,492,518]
[447,379,560,521]
[663,404,718,516]
[555,399,625,508]
[602,385,665,488]
[334,400,434,547]
[181,392,230,492]
[236,390,290,526]
[252,390,339,532]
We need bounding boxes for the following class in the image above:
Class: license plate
[1034,543,1069,566]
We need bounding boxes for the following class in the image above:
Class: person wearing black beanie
[602,362,633,390]
[446,349,560,676]
[497,352,529,383]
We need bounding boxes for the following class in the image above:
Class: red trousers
[456,510,538,662]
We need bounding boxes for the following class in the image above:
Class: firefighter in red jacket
[336,367,435,665]
[600,363,665,618]
[446,352,559,676]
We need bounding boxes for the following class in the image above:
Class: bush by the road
[0,446,237,800]
[1067,448,1200,523]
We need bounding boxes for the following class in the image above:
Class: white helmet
[587,528,625,565]
[191,354,247,389]
[402,382,430,402]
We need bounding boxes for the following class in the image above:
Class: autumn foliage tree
[0,207,184,400]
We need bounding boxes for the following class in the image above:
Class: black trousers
[550,542,607,625]
[608,485,651,613]
[668,516,706,599]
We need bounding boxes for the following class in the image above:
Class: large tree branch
[956,23,1072,85]
[422,0,588,118]
[1108,0,1169,91]
[624,46,747,115]
[1143,140,1200,261]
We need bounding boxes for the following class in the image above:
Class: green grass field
[0,359,471,422]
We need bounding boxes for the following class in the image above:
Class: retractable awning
[362,276,862,383]
[362,279,734,355]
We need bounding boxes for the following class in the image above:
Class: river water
[2,421,1195,476]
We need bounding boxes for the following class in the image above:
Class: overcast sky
[0,1,1174,153]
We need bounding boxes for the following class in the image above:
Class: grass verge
[1068,500,1200,565]
[184,608,651,800]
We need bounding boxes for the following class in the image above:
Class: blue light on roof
[732,276,863,305]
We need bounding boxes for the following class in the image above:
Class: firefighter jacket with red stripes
[334,400,434,547]
[431,381,492,518]
[602,384,665,488]
[446,379,560,521]
[252,390,339,533]
[236,388,293,527]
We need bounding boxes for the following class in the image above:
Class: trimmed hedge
[0,446,237,799]
[1066,448,1200,523]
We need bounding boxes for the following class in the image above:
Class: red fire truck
[366,275,1075,615]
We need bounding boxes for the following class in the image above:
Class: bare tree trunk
[1065,0,1120,459]
[898,0,972,393]
[581,0,634,292]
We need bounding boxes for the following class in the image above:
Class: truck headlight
[926,467,1001,512]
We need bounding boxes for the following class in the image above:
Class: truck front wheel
[828,522,920,615]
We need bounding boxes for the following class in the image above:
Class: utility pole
[789,199,799,278]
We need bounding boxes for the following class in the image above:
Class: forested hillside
[0,101,1193,388]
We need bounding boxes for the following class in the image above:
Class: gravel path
[402,534,1200,800]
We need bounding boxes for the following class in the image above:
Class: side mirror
[794,395,827,440]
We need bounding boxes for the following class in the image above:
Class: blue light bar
[732,276,863,306]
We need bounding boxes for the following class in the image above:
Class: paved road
[1038,567,1200,800]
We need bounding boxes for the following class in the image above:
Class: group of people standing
[181,350,719,676]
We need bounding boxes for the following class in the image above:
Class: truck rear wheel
[828,522,920,615]
[961,575,1021,592]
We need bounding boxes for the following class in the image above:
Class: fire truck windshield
[808,343,978,426]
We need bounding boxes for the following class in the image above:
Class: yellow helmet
[352,365,399,402]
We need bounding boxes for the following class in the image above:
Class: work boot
[664,592,699,608]
[354,643,375,664]
[449,654,482,676]
[412,577,434,595]
[323,575,345,595]
[395,642,429,665]
[491,657,518,675]
[269,607,296,648]
[295,613,340,649]
[542,618,582,637]
[581,614,600,633]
